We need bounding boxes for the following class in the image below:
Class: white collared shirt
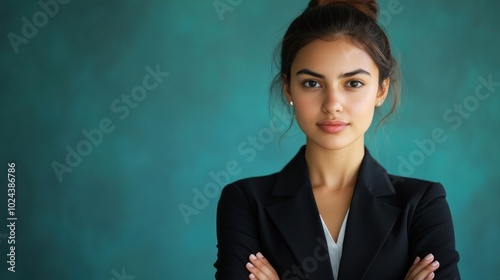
[319,210,349,280]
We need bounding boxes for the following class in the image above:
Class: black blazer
[214,146,460,279]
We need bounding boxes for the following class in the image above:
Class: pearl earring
[289,101,294,106]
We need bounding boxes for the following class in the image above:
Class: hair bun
[307,0,378,21]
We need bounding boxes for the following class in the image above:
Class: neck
[305,139,365,191]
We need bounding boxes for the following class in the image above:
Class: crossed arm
[215,183,460,279]
[245,252,440,280]
[243,183,459,280]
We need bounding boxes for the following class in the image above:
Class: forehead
[291,37,378,76]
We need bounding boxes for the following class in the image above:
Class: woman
[214,0,460,279]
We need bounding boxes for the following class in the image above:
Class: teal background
[1,0,499,279]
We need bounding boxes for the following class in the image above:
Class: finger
[250,253,278,276]
[406,254,440,280]
[255,253,276,269]
[247,253,278,279]
[406,254,433,279]
[246,262,260,278]
[407,266,438,280]
[246,261,272,280]
[247,272,258,279]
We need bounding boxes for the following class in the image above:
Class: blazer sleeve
[214,183,260,279]
[409,182,460,280]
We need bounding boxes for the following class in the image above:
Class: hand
[245,252,279,280]
[405,254,440,280]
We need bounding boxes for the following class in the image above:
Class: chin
[306,131,365,152]
[308,138,358,151]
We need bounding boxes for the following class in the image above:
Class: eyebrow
[296,68,371,79]
[296,69,325,79]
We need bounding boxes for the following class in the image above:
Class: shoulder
[361,148,448,206]
[216,172,287,224]
[219,173,279,202]
[218,146,308,207]
[361,149,448,205]
[233,173,279,189]
[389,174,446,195]
[385,173,449,210]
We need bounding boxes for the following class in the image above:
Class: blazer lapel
[337,149,401,279]
[265,147,334,279]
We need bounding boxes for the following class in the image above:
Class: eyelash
[301,79,365,89]
[346,80,364,88]
[302,80,321,88]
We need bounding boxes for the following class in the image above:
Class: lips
[317,120,349,134]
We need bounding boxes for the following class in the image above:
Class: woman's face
[284,37,388,151]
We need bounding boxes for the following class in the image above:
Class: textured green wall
[1,0,499,279]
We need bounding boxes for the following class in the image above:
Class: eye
[302,80,321,88]
[346,80,364,88]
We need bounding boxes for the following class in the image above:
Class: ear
[282,74,292,103]
[376,78,390,105]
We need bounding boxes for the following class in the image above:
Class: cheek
[293,96,322,120]
[291,89,321,116]
[293,104,313,124]
[351,97,375,112]
[348,90,377,121]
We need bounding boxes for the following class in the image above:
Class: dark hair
[271,0,400,133]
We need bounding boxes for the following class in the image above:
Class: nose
[322,86,343,114]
